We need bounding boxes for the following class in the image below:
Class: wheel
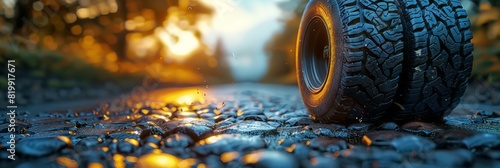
[391,0,474,121]
[297,0,405,123]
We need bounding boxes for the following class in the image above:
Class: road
[1,83,499,167]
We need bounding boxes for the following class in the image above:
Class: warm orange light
[242,152,261,164]
[285,144,296,153]
[197,135,222,145]
[178,158,198,168]
[177,95,195,105]
[113,154,125,168]
[56,157,78,168]
[57,136,72,146]
[135,153,181,168]
[125,156,138,163]
[220,152,239,163]
[155,24,200,59]
[362,135,372,146]
[126,138,140,147]
[88,163,104,168]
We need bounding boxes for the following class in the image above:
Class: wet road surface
[1,83,499,167]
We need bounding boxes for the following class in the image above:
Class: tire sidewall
[297,0,344,119]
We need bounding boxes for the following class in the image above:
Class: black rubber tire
[297,0,405,123]
[391,0,474,121]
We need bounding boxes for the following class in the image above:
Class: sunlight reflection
[135,153,181,168]
[242,152,261,164]
[153,87,209,105]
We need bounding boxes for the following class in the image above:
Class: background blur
[0,0,498,106]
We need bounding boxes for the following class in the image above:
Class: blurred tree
[262,0,307,84]
[470,0,500,82]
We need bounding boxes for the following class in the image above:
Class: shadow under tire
[391,0,474,121]
[297,0,405,124]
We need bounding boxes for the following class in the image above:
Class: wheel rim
[302,16,330,93]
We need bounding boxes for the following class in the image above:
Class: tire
[391,0,474,121]
[297,0,405,123]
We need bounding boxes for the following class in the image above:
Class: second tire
[297,0,405,123]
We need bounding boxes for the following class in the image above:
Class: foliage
[470,0,500,82]
[0,43,144,90]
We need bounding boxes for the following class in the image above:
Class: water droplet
[206,85,209,88]
[188,6,192,10]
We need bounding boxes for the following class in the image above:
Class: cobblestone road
[1,83,499,168]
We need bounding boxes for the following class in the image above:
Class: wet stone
[402,121,442,136]
[267,116,288,122]
[242,150,299,168]
[214,114,230,123]
[137,114,169,127]
[171,111,199,119]
[475,150,500,168]
[163,133,193,148]
[193,134,266,155]
[425,149,473,167]
[139,122,166,138]
[309,156,340,168]
[286,117,314,126]
[267,121,281,128]
[214,120,276,135]
[77,150,111,167]
[0,119,30,134]
[221,111,237,118]
[217,118,236,127]
[135,142,159,155]
[291,129,318,140]
[25,124,73,133]
[160,146,195,159]
[203,155,225,168]
[141,134,162,145]
[15,157,66,168]
[281,112,309,119]
[348,123,371,131]
[241,115,267,121]
[163,119,215,131]
[484,117,500,124]
[376,122,399,130]
[444,115,474,125]
[308,137,348,152]
[117,138,140,154]
[17,136,71,157]
[237,107,264,117]
[434,130,500,151]
[313,128,336,137]
[199,113,216,121]
[477,110,494,116]
[277,138,297,148]
[75,137,104,151]
[170,124,212,141]
[339,146,403,167]
[363,131,436,153]
[290,143,312,160]
[108,129,141,140]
